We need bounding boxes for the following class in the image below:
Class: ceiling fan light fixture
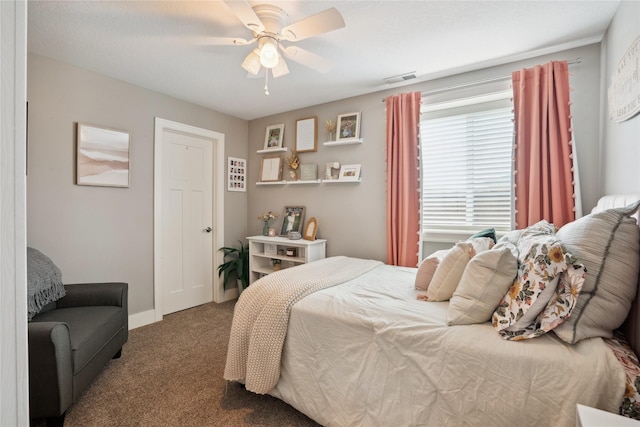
[259,37,279,69]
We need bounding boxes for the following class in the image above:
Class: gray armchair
[28,282,128,427]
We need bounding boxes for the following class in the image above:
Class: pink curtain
[386,92,421,266]
[512,61,576,229]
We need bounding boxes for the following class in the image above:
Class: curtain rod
[382,57,582,101]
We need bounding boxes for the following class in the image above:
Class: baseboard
[128,309,156,330]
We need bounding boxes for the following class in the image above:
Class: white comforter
[269,264,626,427]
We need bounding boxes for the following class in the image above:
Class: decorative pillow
[492,222,586,339]
[553,202,640,344]
[415,249,449,291]
[604,332,640,420]
[469,227,497,243]
[27,247,66,321]
[426,237,494,302]
[447,242,518,325]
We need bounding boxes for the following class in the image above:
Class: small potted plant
[217,240,250,293]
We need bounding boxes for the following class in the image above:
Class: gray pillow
[27,247,66,320]
[554,202,640,344]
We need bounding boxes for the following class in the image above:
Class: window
[420,85,514,242]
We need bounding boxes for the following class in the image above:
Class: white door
[160,130,213,314]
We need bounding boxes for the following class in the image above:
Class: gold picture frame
[303,217,318,241]
[295,116,318,152]
[259,155,283,182]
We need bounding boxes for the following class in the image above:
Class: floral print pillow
[604,332,640,419]
[492,227,587,340]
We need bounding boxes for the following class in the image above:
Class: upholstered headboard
[592,194,640,356]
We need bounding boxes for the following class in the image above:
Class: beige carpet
[60,300,321,427]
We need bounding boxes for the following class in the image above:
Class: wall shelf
[287,180,322,185]
[257,147,287,154]
[256,180,286,186]
[321,179,362,183]
[323,139,363,147]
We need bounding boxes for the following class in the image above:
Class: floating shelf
[322,139,363,147]
[321,179,362,183]
[256,180,286,186]
[257,147,287,154]
[286,180,322,185]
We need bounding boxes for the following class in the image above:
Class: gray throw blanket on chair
[27,247,66,320]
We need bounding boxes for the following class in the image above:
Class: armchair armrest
[57,282,127,309]
[28,322,73,418]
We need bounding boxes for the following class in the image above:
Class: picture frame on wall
[338,164,361,181]
[278,206,306,236]
[259,155,283,182]
[264,124,285,150]
[295,116,318,153]
[77,123,130,188]
[336,112,361,142]
[227,156,246,192]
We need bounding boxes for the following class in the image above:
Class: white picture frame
[338,164,361,181]
[227,156,246,192]
[264,124,285,150]
[336,112,361,142]
[77,123,130,187]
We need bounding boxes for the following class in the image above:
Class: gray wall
[601,0,640,195]
[27,54,249,315]
[248,43,604,260]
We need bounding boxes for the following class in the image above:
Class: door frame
[154,118,225,322]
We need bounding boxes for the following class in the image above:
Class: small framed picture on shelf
[264,124,284,150]
[336,112,361,142]
[338,164,361,181]
[325,162,340,180]
[259,155,283,182]
[264,243,277,255]
[278,206,305,236]
[227,156,246,192]
[300,163,318,181]
[303,217,318,241]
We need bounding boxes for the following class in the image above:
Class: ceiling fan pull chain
[264,71,270,96]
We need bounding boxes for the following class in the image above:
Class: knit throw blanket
[224,256,382,394]
[27,247,66,320]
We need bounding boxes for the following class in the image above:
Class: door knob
[204,227,212,233]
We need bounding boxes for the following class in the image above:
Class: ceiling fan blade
[280,45,333,73]
[224,0,265,33]
[280,8,345,42]
[241,49,261,75]
[272,57,289,78]
[206,37,256,46]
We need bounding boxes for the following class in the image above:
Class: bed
[225,194,640,427]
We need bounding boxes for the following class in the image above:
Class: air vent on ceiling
[383,72,417,84]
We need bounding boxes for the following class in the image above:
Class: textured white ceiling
[27,0,620,120]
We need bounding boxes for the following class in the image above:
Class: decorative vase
[262,221,269,236]
[289,169,299,181]
[328,131,336,141]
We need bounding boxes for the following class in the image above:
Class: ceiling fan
[218,1,345,94]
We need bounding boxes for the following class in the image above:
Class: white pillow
[415,249,449,291]
[426,237,494,302]
[448,242,518,325]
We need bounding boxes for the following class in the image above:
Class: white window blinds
[420,91,514,238]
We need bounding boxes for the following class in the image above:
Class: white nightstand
[247,235,327,284]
